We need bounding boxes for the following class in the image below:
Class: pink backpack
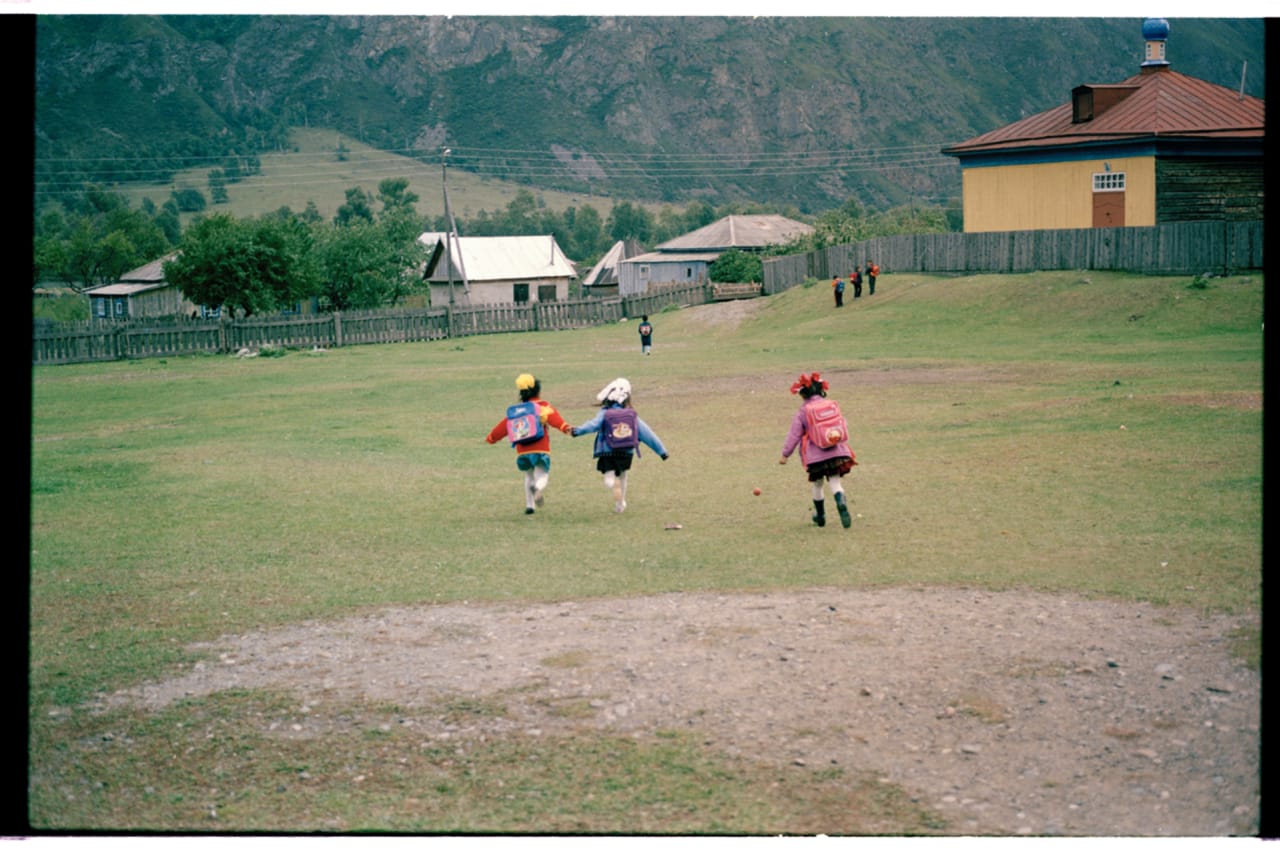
[804,398,848,449]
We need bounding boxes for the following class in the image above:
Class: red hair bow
[790,372,828,394]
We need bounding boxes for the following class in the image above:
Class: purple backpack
[602,407,639,450]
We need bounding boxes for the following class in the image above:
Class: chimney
[1141,17,1170,71]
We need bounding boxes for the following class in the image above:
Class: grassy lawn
[28,270,1262,833]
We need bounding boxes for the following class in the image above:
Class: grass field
[28,269,1263,832]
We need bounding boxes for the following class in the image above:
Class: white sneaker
[614,500,627,514]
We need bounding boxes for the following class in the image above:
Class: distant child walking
[485,373,574,515]
[571,377,669,514]
[779,372,857,529]
[831,276,845,308]
[638,316,654,355]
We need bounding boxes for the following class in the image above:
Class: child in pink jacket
[779,372,857,528]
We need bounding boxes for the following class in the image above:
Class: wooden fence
[762,220,1264,294]
[35,220,1263,366]
[32,282,712,366]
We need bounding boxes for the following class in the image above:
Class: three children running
[489,370,857,528]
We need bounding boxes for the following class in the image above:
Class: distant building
[579,239,646,298]
[617,214,813,296]
[85,254,205,320]
[418,232,577,307]
[942,18,1264,233]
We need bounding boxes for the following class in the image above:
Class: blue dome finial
[1141,18,1170,68]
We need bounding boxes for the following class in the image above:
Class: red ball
[752,488,762,496]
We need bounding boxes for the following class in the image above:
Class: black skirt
[596,451,634,475]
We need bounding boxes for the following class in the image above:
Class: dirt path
[106,586,1260,837]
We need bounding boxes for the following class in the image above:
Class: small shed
[579,239,646,297]
[419,232,577,306]
[85,254,204,320]
[617,214,813,296]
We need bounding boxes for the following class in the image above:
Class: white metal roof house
[418,232,577,307]
[617,214,813,296]
[85,254,205,320]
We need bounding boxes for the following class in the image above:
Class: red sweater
[486,398,572,453]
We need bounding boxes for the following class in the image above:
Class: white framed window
[1093,172,1126,192]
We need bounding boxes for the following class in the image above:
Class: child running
[779,371,857,528]
[485,373,574,515]
[571,377,669,513]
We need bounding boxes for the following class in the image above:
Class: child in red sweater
[486,373,573,515]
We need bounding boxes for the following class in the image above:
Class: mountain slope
[34,15,1266,213]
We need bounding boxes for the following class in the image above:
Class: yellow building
[942,19,1264,234]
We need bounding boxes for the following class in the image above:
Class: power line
[33,141,960,203]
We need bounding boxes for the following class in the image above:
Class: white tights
[524,466,549,508]
[603,470,629,511]
[811,477,846,501]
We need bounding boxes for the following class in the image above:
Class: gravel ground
[106,586,1261,837]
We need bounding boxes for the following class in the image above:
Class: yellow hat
[515,373,537,390]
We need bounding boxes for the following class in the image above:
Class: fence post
[333,311,343,348]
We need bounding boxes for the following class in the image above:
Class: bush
[709,249,763,283]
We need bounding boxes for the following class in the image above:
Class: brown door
[1092,192,1125,228]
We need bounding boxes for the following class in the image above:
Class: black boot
[835,493,852,528]
[811,499,826,527]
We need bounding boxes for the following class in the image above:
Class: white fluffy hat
[596,377,632,404]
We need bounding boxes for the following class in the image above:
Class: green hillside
[34,15,1266,214]
[110,127,639,227]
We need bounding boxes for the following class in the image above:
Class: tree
[164,214,319,316]
[170,187,207,213]
[375,177,423,243]
[708,249,763,284]
[315,220,424,311]
[608,201,654,243]
[208,169,229,204]
[334,187,375,227]
[568,204,608,260]
[34,187,172,290]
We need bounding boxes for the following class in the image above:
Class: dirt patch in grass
[1154,391,1262,411]
[94,586,1260,837]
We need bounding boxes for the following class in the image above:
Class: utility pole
[441,147,470,304]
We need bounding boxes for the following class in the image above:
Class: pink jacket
[781,396,854,466]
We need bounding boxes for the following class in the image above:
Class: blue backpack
[602,407,640,451]
[505,401,544,446]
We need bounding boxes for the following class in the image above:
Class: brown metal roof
[117,253,179,283]
[943,69,1264,156]
[655,214,814,252]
